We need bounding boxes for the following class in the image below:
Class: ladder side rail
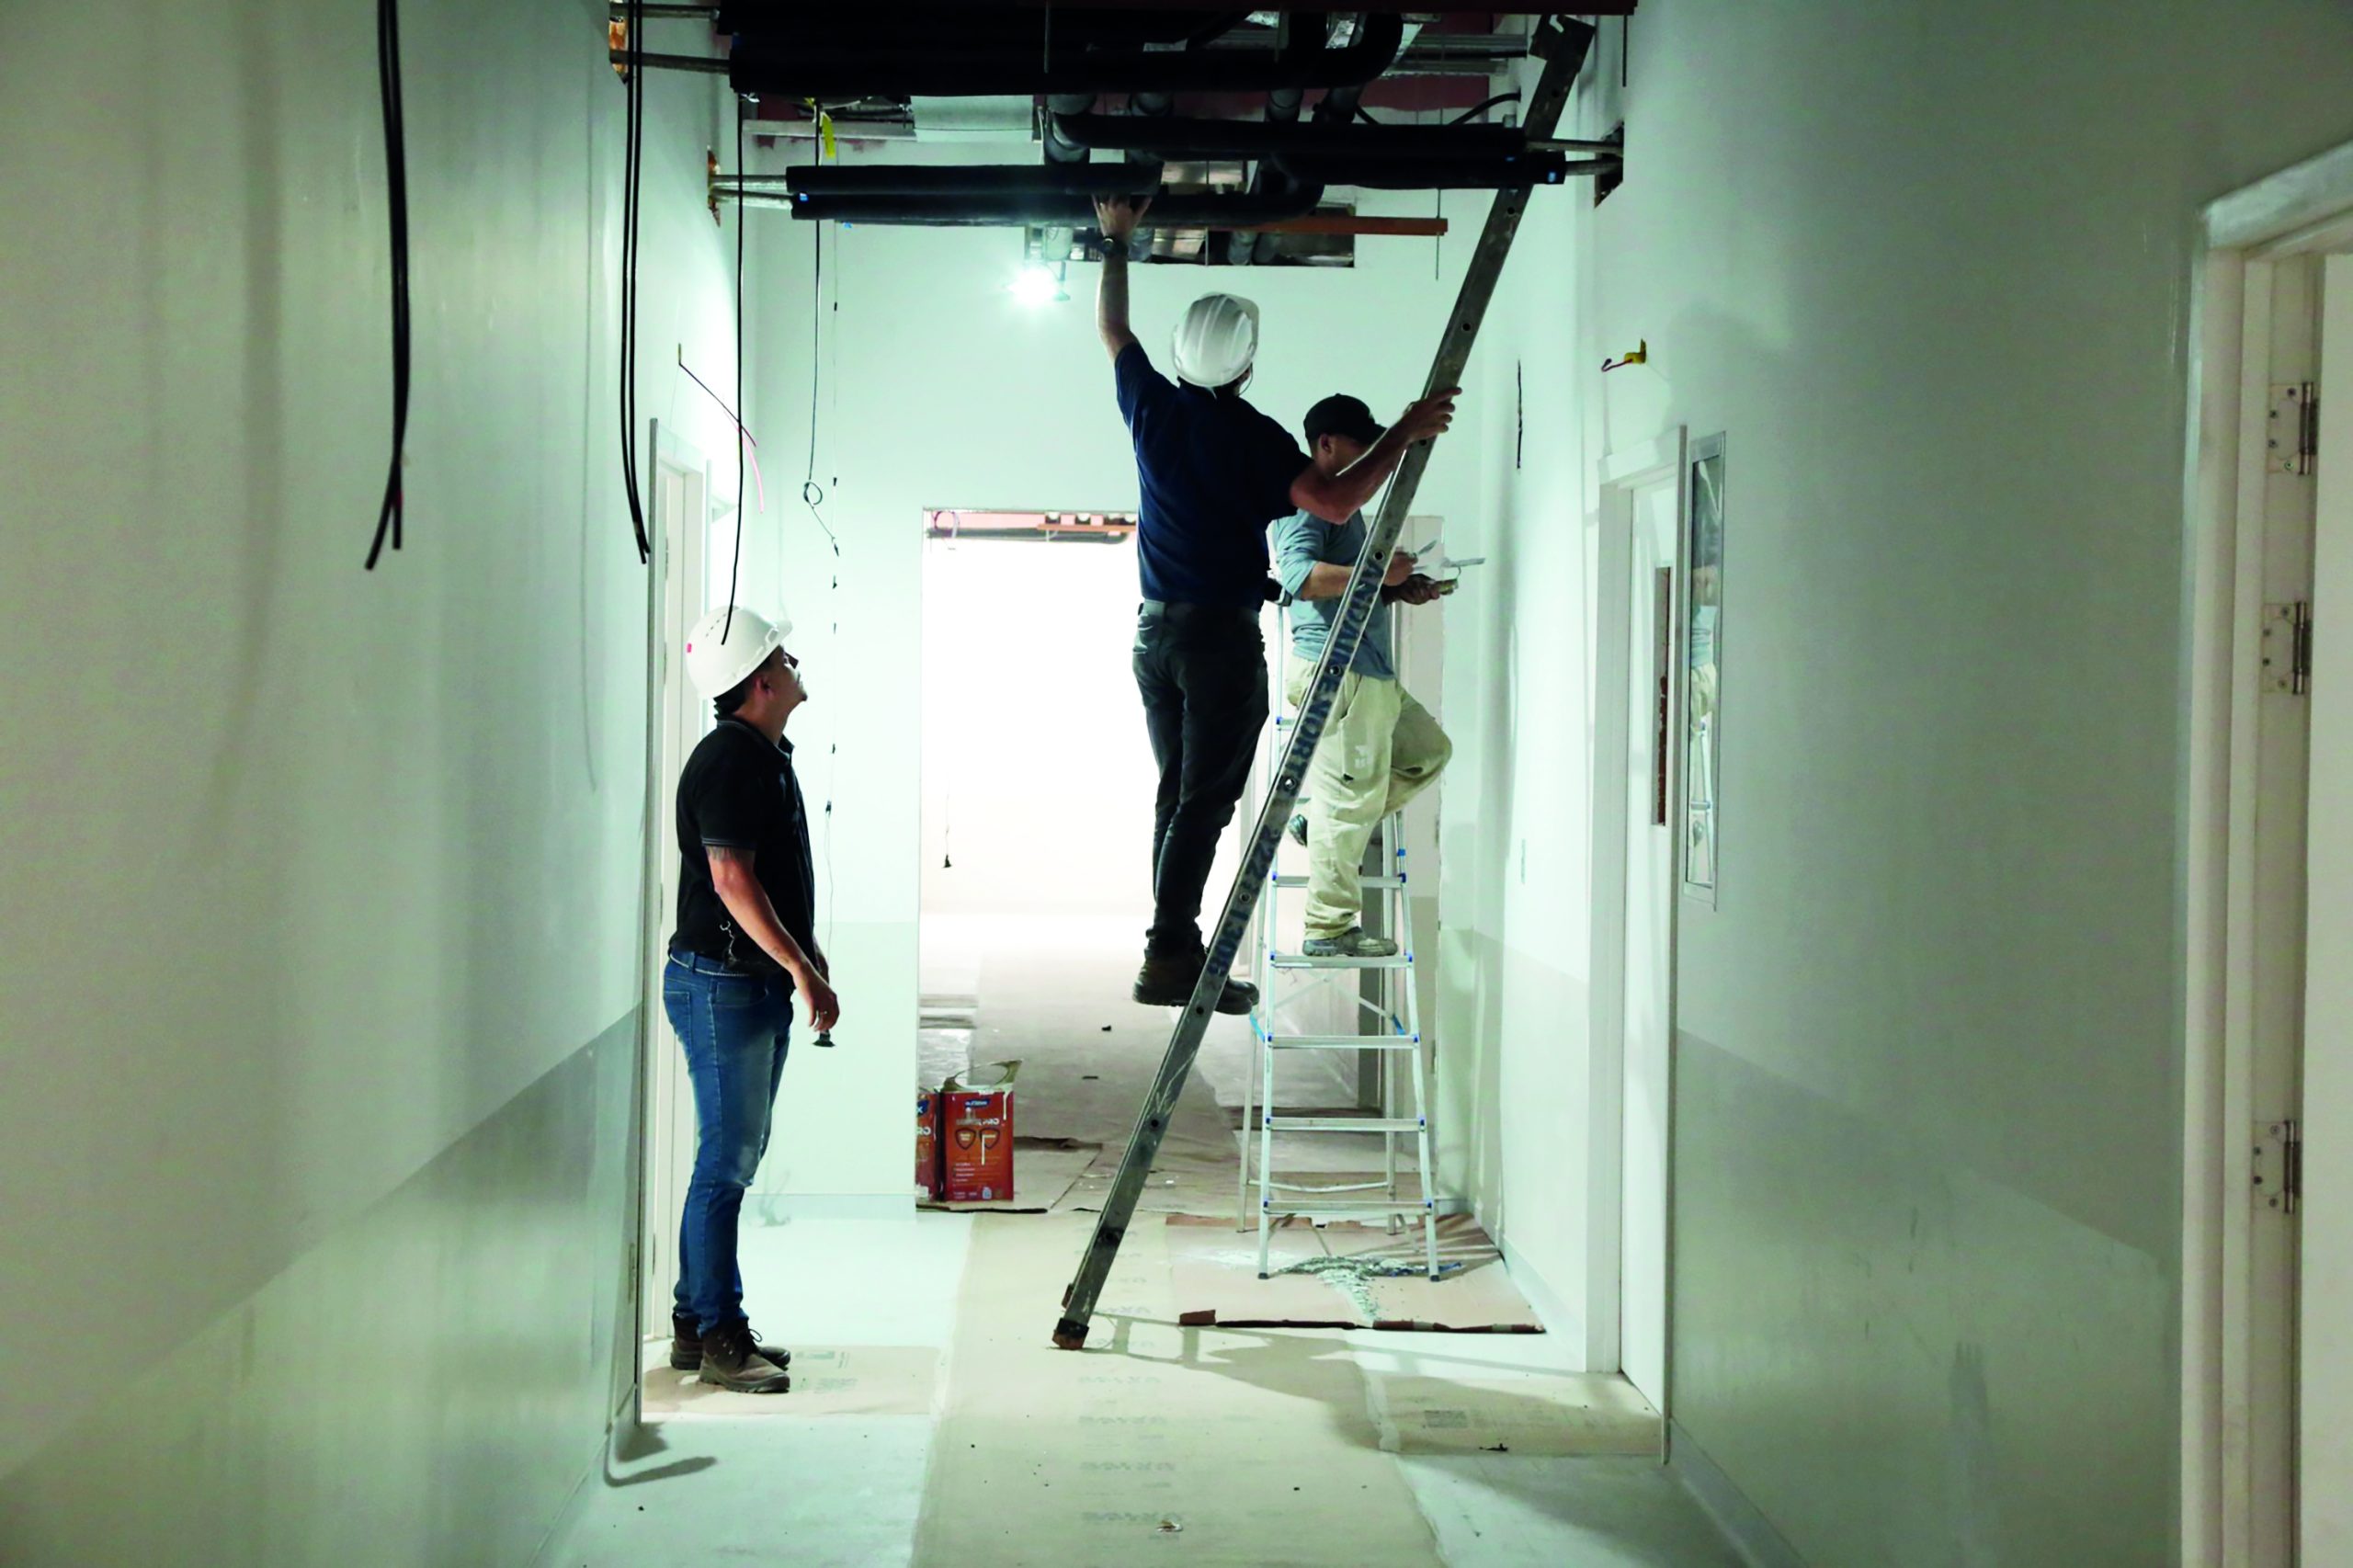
[1052,17,1597,1349]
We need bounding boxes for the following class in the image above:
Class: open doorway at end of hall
[916,511,1255,1210]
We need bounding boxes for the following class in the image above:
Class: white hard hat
[1171,292,1261,388]
[685,604,790,698]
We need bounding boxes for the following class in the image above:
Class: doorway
[2184,148,2353,1566]
[1593,431,1686,1416]
[637,424,722,1345]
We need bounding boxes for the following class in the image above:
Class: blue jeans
[663,952,791,1336]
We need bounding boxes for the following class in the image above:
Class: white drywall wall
[1438,5,2353,1562]
[0,1,739,1557]
[746,142,1492,1200]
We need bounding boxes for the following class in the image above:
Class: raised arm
[1093,195,1150,362]
[1290,387,1461,523]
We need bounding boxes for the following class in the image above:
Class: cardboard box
[939,1061,1019,1203]
[915,1091,940,1199]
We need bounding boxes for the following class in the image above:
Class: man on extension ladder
[1271,394,1453,958]
[1091,194,1458,1007]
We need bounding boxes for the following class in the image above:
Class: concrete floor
[533,1213,1745,1568]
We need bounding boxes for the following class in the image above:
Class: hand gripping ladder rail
[1240,710,1437,1279]
[1053,16,1601,1350]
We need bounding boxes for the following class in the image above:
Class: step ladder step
[1264,1033,1418,1050]
[1270,873,1405,889]
[1265,1115,1426,1132]
[1268,950,1414,970]
[1263,1176,1399,1195]
[1259,1197,1436,1215]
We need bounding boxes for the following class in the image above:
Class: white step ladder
[1238,714,1440,1281]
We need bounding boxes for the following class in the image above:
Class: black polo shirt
[669,717,821,982]
[1113,341,1310,608]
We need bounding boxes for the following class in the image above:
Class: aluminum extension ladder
[1238,729,1437,1279]
[1052,16,1602,1350]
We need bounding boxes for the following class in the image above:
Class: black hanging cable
[618,1,651,563]
[800,132,838,554]
[364,0,410,570]
[722,97,748,640]
[1449,91,1522,126]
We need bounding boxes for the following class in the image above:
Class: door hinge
[2262,601,2312,695]
[2270,381,2318,475]
[2254,1119,2302,1215]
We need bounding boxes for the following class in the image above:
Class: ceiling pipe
[1226,80,1304,265]
[766,186,1324,229]
[722,13,1400,101]
[1051,113,1528,162]
[786,165,1162,197]
[1267,152,1597,188]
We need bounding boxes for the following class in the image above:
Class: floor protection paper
[914,1212,1443,1568]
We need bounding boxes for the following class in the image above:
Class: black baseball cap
[1302,393,1384,448]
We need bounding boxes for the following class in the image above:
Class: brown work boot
[1131,950,1257,1014]
[671,1312,791,1372]
[697,1322,791,1393]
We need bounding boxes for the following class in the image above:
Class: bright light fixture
[1010,262,1068,306]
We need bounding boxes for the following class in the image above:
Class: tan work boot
[698,1322,791,1393]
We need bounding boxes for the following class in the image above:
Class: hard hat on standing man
[684,604,791,698]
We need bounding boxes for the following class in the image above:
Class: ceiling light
[1010,262,1068,306]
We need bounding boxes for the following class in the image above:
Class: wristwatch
[1095,232,1131,261]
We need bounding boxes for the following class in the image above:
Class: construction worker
[1270,393,1453,957]
[663,603,841,1393]
[1091,193,1457,1006]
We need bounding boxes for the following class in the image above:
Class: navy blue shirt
[1114,342,1310,608]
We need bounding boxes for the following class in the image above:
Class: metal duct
[725,13,1400,101]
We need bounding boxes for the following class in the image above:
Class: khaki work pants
[1284,661,1452,938]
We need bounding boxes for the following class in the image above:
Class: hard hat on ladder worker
[684,603,791,698]
[1171,292,1260,389]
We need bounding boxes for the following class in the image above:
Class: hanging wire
[618,0,652,562]
[363,0,410,569]
[722,96,747,640]
[1448,91,1522,125]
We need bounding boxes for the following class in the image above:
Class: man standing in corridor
[1091,193,1458,1007]
[1271,393,1453,957]
[664,603,841,1394]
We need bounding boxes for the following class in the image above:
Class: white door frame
[2181,142,2353,1567]
[1588,428,1687,1408]
[631,422,719,1378]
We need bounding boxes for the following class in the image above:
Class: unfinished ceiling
[620,6,1628,266]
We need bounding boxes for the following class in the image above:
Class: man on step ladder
[1269,394,1454,958]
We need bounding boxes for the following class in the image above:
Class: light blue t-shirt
[1269,508,1396,681]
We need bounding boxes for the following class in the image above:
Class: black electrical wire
[619,0,651,564]
[1449,91,1522,126]
[364,0,410,570]
[722,97,747,640]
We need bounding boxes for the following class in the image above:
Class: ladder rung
[1266,1034,1416,1050]
[1268,951,1414,970]
[1265,1115,1425,1131]
[1270,873,1406,889]
[1265,1177,1394,1195]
